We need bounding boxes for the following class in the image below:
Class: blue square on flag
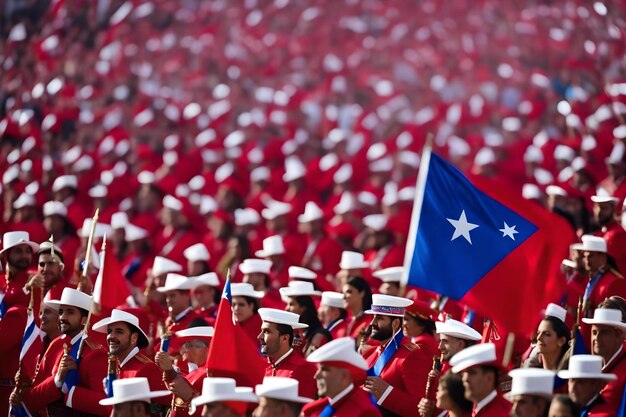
[406,152,538,299]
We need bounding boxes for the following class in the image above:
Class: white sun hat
[306,337,368,370]
[152,256,183,276]
[46,288,92,311]
[557,355,617,380]
[99,377,170,405]
[239,258,272,275]
[255,377,313,404]
[0,231,40,255]
[297,202,324,223]
[288,266,317,281]
[581,308,626,332]
[255,235,285,258]
[435,318,482,341]
[156,273,198,293]
[505,368,555,400]
[372,267,403,283]
[184,243,210,262]
[364,294,413,317]
[191,272,220,288]
[339,251,369,270]
[321,292,345,309]
[279,281,321,299]
[450,343,498,374]
[258,308,308,329]
[92,309,149,349]
[191,378,258,410]
[230,283,264,299]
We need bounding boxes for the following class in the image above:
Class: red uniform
[264,349,317,399]
[598,222,626,274]
[364,245,405,272]
[347,313,372,340]
[170,365,207,417]
[300,235,343,290]
[328,318,348,340]
[154,228,199,270]
[116,348,171,408]
[0,306,27,413]
[301,385,382,417]
[601,343,626,410]
[22,332,108,416]
[1,269,41,315]
[473,392,512,417]
[363,336,431,417]
[165,308,206,353]
[194,305,218,326]
[412,333,439,358]
[260,289,285,310]
[581,394,615,417]
[583,269,626,317]
[238,313,263,343]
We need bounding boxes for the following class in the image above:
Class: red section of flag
[464,177,576,336]
[205,280,265,388]
[94,239,132,310]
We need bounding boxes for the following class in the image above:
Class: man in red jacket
[591,194,626,273]
[361,294,431,417]
[257,308,317,399]
[449,343,512,417]
[302,337,381,417]
[581,307,626,410]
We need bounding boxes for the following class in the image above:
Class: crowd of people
[1,0,626,416]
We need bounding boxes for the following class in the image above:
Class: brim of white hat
[256,390,312,404]
[297,213,323,223]
[280,288,322,298]
[191,389,258,408]
[363,309,404,317]
[156,283,197,293]
[561,259,576,268]
[590,196,619,203]
[92,317,150,349]
[45,299,90,312]
[261,316,309,330]
[99,390,171,406]
[0,240,40,255]
[581,318,626,332]
[254,249,284,258]
[339,261,369,270]
[504,390,553,401]
[239,265,271,275]
[557,371,616,381]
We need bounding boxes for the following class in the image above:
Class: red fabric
[599,222,626,275]
[300,235,343,284]
[118,352,172,407]
[301,386,382,416]
[600,342,626,411]
[94,239,132,310]
[0,306,27,413]
[412,333,440,358]
[474,393,512,417]
[205,281,266,388]
[63,343,110,417]
[264,349,318,399]
[170,366,207,417]
[362,336,431,417]
[328,318,348,339]
[347,314,372,339]
[238,312,263,343]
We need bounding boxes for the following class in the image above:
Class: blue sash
[0,292,7,318]
[616,382,626,417]
[368,330,404,377]
[319,402,335,417]
[62,337,82,393]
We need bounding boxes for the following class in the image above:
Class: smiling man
[35,240,67,299]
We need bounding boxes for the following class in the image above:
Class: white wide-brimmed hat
[558,355,617,380]
[92,309,149,349]
[255,235,285,258]
[191,378,258,409]
[99,377,170,405]
[156,273,198,293]
[1,231,40,255]
[580,235,607,253]
[435,318,482,341]
[230,283,264,299]
[297,202,324,223]
[372,267,403,283]
[362,214,388,232]
[191,272,220,287]
[152,256,183,276]
[544,303,567,323]
[307,337,368,370]
[279,281,321,299]
[450,343,498,374]
[582,308,626,332]
[321,292,345,309]
[255,377,313,404]
[339,251,369,270]
[258,308,308,329]
[288,266,317,281]
[239,258,272,275]
[43,201,68,218]
[184,243,210,262]
[46,288,92,312]
[364,294,413,317]
[505,368,555,400]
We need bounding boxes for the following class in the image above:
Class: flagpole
[79,209,99,291]
[401,133,434,290]
[76,235,105,359]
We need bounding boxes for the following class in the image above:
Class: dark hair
[411,315,436,335]
[293,296,323,332]
[241,296,260,314]
[477,365,500,390]
[542,316,571,362]
[188,318,209,328]
[440,371,473,413]
[232,234,251,259]
[37,248,65,263]
[276,322,294,345]
[551,394,580,417]
[346,276,372,311]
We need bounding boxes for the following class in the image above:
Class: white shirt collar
[272,348,294,367]
[475,389,497,414]
[330,383,354,405]
[328,318,344,331]
[603,344,623,370]
[70,331,84,346]
[119,347,139,368]
[174,307,193,322]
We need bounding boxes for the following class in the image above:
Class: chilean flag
[205,277,265,388]
[402,146,574,335]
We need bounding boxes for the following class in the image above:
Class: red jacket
[300,235,343,289]
[117,349,171,407]
[599,222,626,274]
[601,343,626,410]
[364,245,405,272]
[412,333,439,359]
[473,392,512,417]
[584,269,626,317]
[363,336,431,417]
[328,318,348,340]
[264,349,317,399]
[170,365,207,417]
[347,313,372,340]
[301,385,382,417]
[0,306,27,414]
[239,313,263,344]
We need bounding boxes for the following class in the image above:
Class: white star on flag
[447,210,479,244]
[499,222,519,240]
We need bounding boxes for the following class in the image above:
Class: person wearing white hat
[336,251,370,291]
[589,193,626,274]
[35,240,66,299]
[506,368,554,417]
[155,326,214,412]
[189,272,221,324]
[372,266,403,297]
[190,377,258,417]
[301,337,381,417]
[12,193,48,243]
[287,266,318,283]
[449,343,512,417]
[557,355,617,415]
[578,234,626,317]
[120,223,153,289]
[145,256,183,310]
[231,282,264,342]
[297,201,343,289]
[92,309,171,410]
[239,258,285,310]
[18,288,109,417]
[156,273,205,347]
[255,235,290,289]
[361,294,432,417]
[361,214,404,273]
[581,304,626,410]
[261,198,307,267]
[257,308,318,399]
[183,243,211,276]
[99,377,170,417]
[252,377,312,417]
[51,174,86,231]
[0,231,43,309]
[318,291,349,339]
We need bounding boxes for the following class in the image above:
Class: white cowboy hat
[99,377,170,405]
[0,231,40,255]
[255,377,313,404]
